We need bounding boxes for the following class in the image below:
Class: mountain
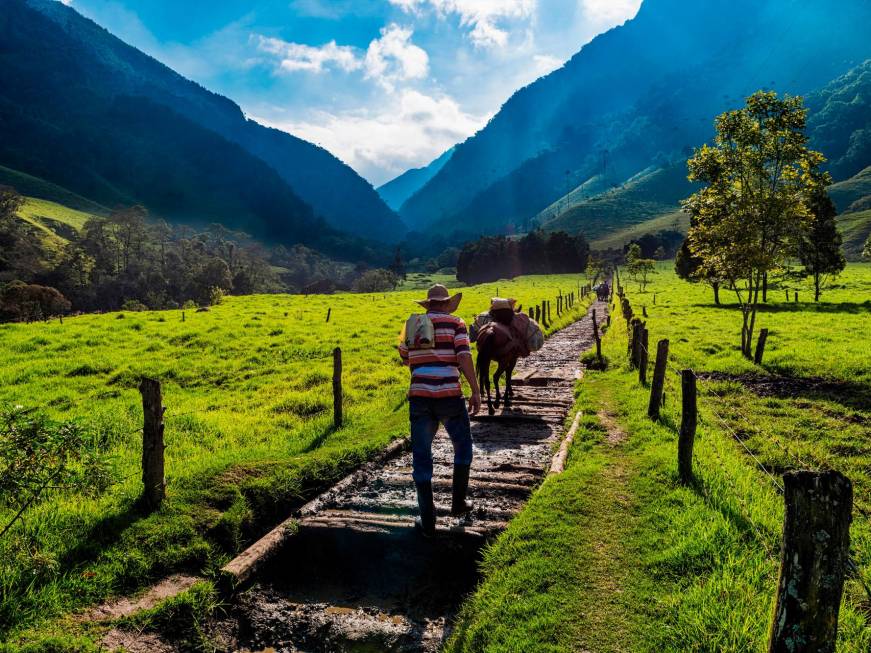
[377,148,454,212]
[0,0,404,251]
[401,0,871,238]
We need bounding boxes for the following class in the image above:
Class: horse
[476,307,526,416]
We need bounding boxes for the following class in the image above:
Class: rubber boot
[451,464,474,516]
[415,481,436,538]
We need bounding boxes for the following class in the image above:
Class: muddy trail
[217,301,608,653]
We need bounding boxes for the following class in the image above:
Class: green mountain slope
[541,163,695,239]
[3,0,403,250]
[400,0,871,239]
[829,167,871,213]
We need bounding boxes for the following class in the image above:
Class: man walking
[399,284,482,537]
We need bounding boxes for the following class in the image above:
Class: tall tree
[674,230,723,305]
[797,190,845,301]
[684,91,829,359]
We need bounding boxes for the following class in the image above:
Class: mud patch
[84,574,200,622]
[698,371,870,413]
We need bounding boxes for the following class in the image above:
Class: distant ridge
[377,148,454,213]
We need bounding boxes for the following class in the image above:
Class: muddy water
[229,301,608,653]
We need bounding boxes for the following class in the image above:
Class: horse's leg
[493,364,504,410]
[478,352,494,416]
[505,360,517,409]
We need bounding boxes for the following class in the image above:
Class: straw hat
[490,297,516,311]
[417,284,463,313]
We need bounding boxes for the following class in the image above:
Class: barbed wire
[623,294,871,589]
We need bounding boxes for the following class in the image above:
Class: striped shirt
[398,312,472,398]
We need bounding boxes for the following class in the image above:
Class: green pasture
[0,274,593,645]
[450,262,871,651]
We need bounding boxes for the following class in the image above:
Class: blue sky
[62,0,641,186]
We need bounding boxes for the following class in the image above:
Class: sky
[62,0,642,186]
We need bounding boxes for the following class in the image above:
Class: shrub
[121,299,148,312]
[0,407,109,540]
[208,286,225,306]
[0,282,71,322]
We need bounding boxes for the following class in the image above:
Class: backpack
[469,311,492,343]
[401,314,435,350]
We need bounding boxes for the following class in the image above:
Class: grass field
[449,263,871,651]
[0,274,593,647]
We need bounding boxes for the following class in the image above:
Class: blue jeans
[409,396,473,483]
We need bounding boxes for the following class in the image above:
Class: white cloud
[257,24,427,88]
[59,0,74,5]
[580,0,642,26]
[256,36,361,73]
[390,0,536,48]
[257,90,489,185]
[364,24,429,89]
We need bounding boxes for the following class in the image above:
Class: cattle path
[223,300,609,652]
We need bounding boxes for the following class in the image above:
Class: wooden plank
[221,437,410,586]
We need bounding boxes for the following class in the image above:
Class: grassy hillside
[15,197,95,253]
[830,167,871,213]
[0,274,592,647]
[0,165,107,214]
[450,263,871,651]
[543,164,695,240]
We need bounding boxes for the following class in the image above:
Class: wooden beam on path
[549,410,583,475]
[220,437,409,587]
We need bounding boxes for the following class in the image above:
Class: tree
[864,234,871,260]
[684,91,829,358]
[352,268,399,293]
[635,259,656,291]
[0,282,71,322]
[388,246,406,280]
[674,232,724,305]
[546,231,589,273]
[797,189,845,301]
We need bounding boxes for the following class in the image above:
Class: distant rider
[398,284,482,537]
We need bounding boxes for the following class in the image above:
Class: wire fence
[623,294,871,600]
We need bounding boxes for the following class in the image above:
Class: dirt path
[209,300,609,653]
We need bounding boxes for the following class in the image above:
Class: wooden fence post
[642,305,648,318]
[638,327,649,385]
[326,307,331,323]
[181,311,185,322]
[547,300,552,323]
[768,471,852,653]
[678,370,696,484]
[794,291,798,303]
[648,339,669,420]
[139,378,165,511]
[754,328,769,365]
[333,347,343,428]
[592,309,602,365]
